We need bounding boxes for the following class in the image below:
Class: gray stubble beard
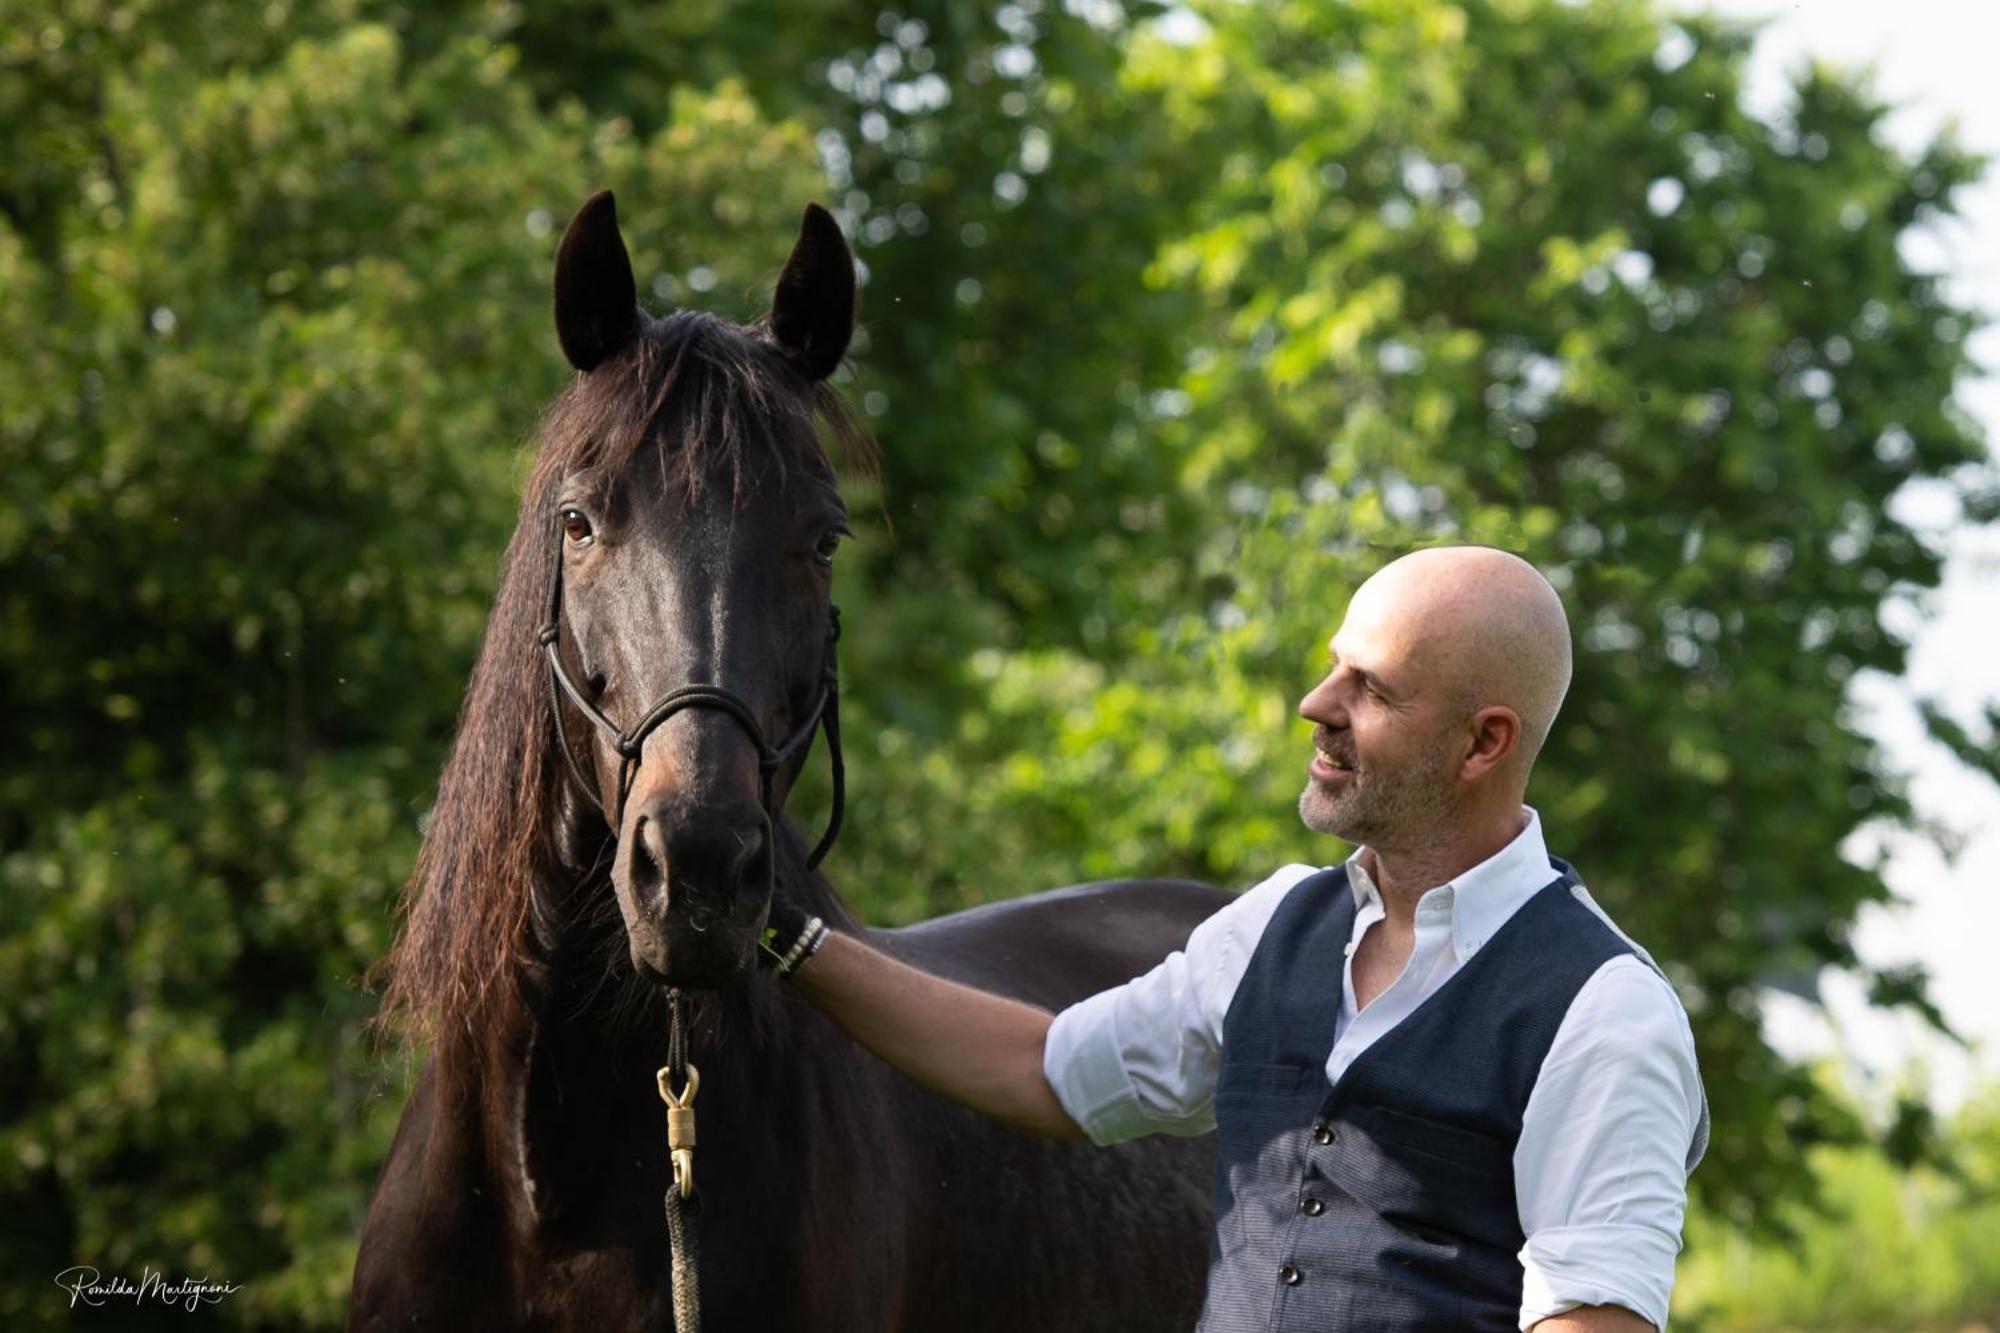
[1297,746,1456,848]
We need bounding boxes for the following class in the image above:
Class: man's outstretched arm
[790,931,1089,1140]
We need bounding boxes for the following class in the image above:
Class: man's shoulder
[1493,871,1696,1045]
[1177,863,1337,1007]
[1541,880,1703,1105]
[1218,861,1335,924]
[1551,876,1675,979]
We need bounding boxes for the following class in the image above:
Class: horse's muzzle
[617,794,771,986]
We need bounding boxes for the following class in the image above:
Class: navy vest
[1196,859,1677,1333]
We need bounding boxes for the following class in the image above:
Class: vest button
[1279,1264,1303,1286]
[1312,1122,1335,1145]
[1300,1196,1325,1216]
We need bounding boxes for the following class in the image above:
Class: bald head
[1341,546,1572,777]
[1297,545,1572,866]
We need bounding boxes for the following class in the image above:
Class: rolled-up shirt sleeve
[1043,864,1320,1146]
[1515,955,1706,1331]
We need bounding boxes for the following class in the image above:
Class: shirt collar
[1341,807,1557,962]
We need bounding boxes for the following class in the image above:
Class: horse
[347,191,1233,1331]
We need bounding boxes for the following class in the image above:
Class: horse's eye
[561,509,594,546]
[813,530,842,568]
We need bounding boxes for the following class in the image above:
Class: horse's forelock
[540,311,872,508]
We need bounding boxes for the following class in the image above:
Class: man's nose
[1299,672,1344,722]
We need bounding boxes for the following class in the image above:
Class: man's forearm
[789,931,1088,1139]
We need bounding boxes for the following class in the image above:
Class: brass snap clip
[656,1063,700,1199]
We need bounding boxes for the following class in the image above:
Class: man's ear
[1460,706,1522,782]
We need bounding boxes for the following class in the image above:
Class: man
[764,545,1707,1332]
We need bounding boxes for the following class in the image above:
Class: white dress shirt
[1043,809,1706,1332]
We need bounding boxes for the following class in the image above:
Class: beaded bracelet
[771,915,829,980]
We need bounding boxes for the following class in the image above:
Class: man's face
[1296,585,1465,846]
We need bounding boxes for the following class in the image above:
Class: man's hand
[1532,1305,1655,1332]
[758,889,828,978]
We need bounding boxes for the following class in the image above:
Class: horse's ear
[768,203,855,382]
[554,190,641,372]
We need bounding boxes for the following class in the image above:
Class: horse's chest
[518,1201,826,1333]
[514,1232,672,1331]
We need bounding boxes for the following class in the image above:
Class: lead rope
[659,989,701,1332]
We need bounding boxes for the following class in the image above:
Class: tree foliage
[1,0,1991,1326]
[1675,1077,2000,1331]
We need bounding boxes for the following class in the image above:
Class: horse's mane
[367,311,873,1068]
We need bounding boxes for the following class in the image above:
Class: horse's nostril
[729,825,769,879]
[622,810,675,915]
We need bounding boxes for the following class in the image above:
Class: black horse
[348,193,1231,1330]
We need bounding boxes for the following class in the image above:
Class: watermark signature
[54,1266,244,1313]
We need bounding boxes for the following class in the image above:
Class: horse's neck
[471,889,824,1225]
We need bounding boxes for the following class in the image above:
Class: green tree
[3,0,1993,1325]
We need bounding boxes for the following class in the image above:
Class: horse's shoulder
[348,1056,518,1329]
[862,878,1235,1010]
